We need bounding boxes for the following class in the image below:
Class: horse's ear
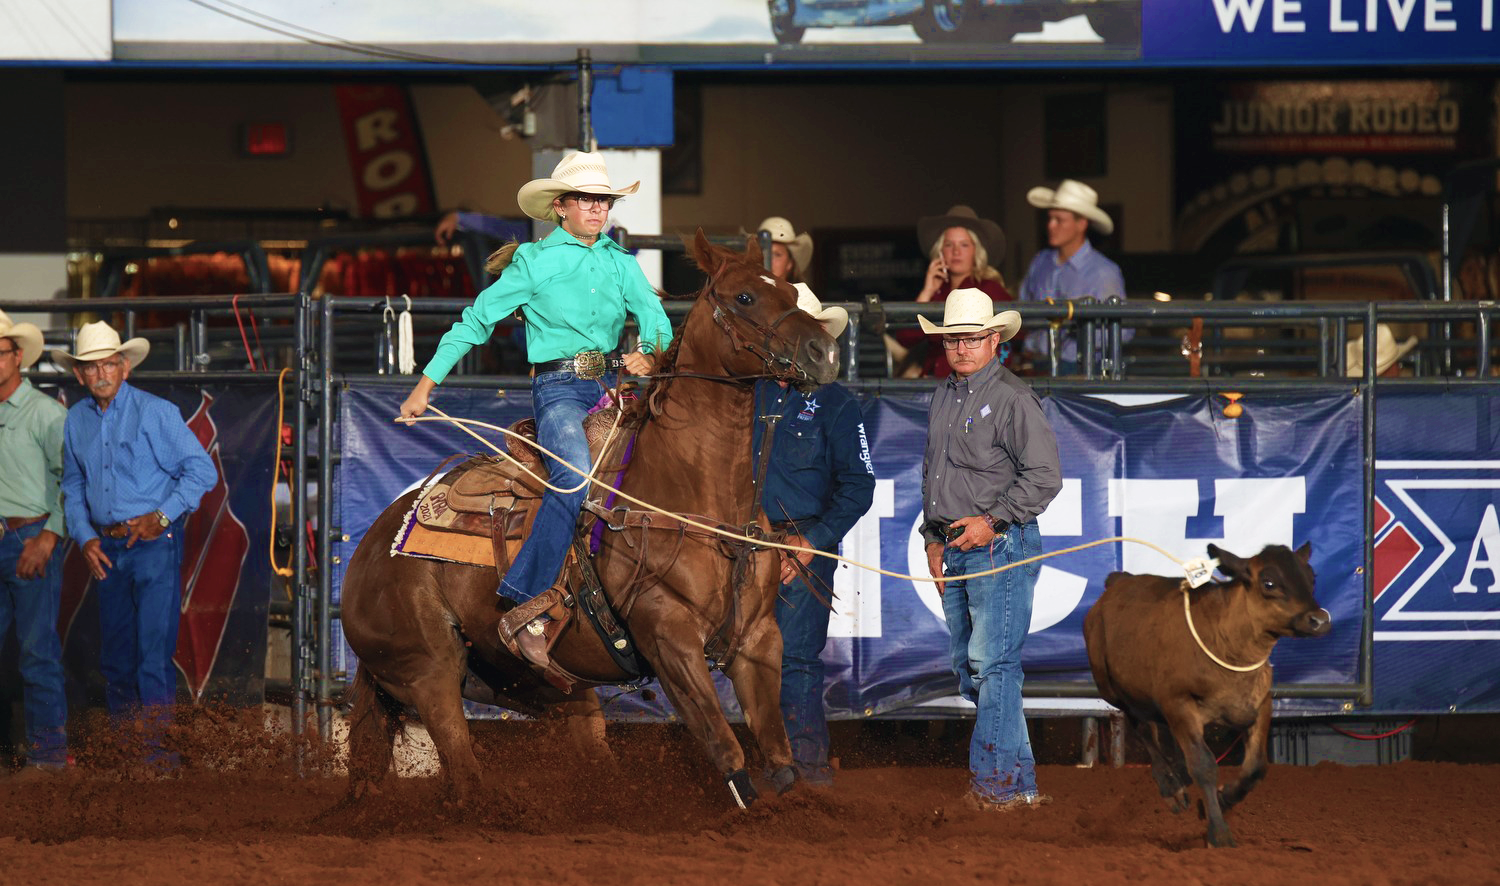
[743,231,763,270]
[689,228,721,275]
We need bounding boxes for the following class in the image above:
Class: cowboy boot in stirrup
[498,586,567,668]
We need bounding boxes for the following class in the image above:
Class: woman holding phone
[893,205,1012,377]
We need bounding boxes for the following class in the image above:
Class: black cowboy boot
[498,585,569,668]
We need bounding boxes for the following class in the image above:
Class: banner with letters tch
[330,383,1500,719]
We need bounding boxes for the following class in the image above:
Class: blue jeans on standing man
[96,521,184,716]
[775,550,837,786]
[498,370,614,603]
[0,522,69,766]
[940,520,1042,803]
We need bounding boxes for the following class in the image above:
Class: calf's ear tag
[1182,557,1219,588]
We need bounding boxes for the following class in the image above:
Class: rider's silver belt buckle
[572,350,607,380]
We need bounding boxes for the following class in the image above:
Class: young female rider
[398,152,673,668]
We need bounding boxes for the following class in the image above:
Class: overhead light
[1153,291,1173,302]
[168,217,179,229]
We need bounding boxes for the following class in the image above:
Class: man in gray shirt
[919,287,1062,811]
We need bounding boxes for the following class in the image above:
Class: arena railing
[306,296,1500,736]
[0,292,318,742]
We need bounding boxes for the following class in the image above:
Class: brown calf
[1084,543,1331,847]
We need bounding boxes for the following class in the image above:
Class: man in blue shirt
[752,284,875,786]
[55,323,216,720]
[1017,180,1128,375]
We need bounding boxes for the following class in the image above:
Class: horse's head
[679,229,839,390]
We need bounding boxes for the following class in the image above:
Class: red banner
[333,84,436,219]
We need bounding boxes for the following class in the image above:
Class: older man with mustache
[56,323,215,724]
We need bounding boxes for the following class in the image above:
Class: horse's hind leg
[724,616,796,793]
[345,663,400,804]
[407,672,485,807]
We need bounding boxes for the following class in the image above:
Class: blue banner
[1371,388,1500,712]
[1145,0,1500,64]
[334,382,1403,718]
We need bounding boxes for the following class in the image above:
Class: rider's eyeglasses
[941,334,995,351]
[0,347,18,359]
[565,193,616,211]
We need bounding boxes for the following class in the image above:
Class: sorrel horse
[338,231,840,809]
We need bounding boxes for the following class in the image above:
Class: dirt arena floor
[1,714,1497,886]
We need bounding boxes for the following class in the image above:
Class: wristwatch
[153,510,170,528]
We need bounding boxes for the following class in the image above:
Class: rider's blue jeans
[0,522,69,765]
[775,551,837,786]
[940,521,1041,803]
[498,370,614,604]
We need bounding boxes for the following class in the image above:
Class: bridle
[652,267,816,389]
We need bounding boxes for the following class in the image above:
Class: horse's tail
[346,662,406,736]
[485,241,521,275]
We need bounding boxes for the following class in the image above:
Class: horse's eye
[737,292,754,305]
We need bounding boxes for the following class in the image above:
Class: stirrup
[498,587,570,666]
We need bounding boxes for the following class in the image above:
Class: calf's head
[1204,542,1331,639]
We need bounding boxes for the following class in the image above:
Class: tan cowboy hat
[755,217,813,272]
[917,288,1021,342]
[793,283,848,338]
[1027,179,1115,235]
[50,320,150,371]
[516,151,641,223]
[1346,324,1418,377]
[916,205,1006,260]
[0,309,45,369]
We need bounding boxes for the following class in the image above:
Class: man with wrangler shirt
[918,288,1062,811]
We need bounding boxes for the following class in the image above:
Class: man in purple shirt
[1017,180,1127,375]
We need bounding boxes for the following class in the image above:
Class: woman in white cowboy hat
[748,217,813,284]
[752,283,872,787]
[898,205,1013,378]
[0,310,72,776]
[398,151,674,667]
[1016,179,1127,375]
[1346,324,1419,378]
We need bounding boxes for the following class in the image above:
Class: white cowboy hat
[917,288,1022,342]
[50,320,150,371]
[0,309,45,369]
[793,282,848,338]
[1346,324,1418,377]
[516,151,640,223]
[1027,179,1115,236]
[755,217,813,273]
[917,205,1006,260]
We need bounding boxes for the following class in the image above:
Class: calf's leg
[1132,715,1190,813]
[1219,694,1272,812]
[1165,705,1236,848]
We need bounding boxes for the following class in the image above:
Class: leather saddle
[409,406,627,574]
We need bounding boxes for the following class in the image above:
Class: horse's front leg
[644,615,756,808]
[724,614,796,794]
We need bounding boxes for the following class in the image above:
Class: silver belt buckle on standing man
[572,349,607,380]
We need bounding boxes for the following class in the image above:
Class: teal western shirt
[423,227,674,384]
[0,379,68,537]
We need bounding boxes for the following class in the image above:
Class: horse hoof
[725,769,759,810]
[768,765,797,795]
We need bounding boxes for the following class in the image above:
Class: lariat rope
[1182,589,1269,672]
[399,408,1198,587]
[406,405,1260,672]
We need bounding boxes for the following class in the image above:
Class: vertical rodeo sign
[334,84,436,219]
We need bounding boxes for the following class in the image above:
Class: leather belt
[95,512,161,540]
[0,514,47,538]
[533,350,625,381]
